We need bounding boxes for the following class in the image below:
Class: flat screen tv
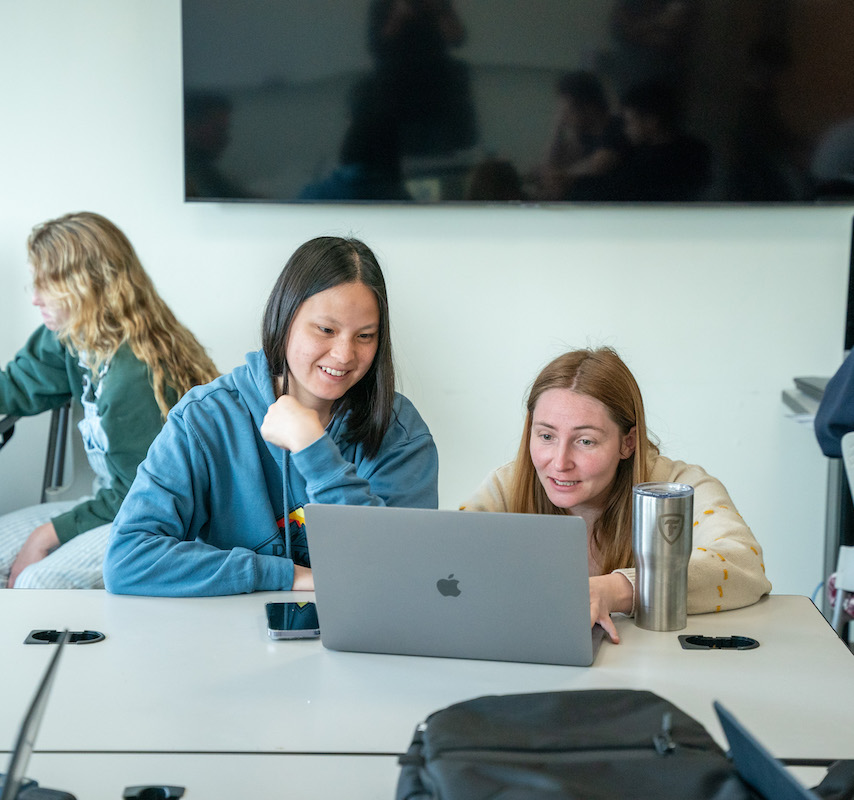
[182,0,854,205]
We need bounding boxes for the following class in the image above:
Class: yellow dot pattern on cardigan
[694,504,758,613]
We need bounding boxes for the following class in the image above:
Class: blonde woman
[462,347,771,643]
[0,212,218,588]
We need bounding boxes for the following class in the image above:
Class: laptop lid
[713,700,819,800]
[304,505,600,666]
[0,631,69,800]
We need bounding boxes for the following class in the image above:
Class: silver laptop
[304,505,602,666]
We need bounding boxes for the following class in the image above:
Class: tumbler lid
[632,481,694,498]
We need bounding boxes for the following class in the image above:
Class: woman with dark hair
[104,237,438,596]
[462,347,770,643]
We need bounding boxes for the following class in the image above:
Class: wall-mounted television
[182,0,854,205]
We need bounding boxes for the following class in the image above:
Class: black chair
[0,402,71,502]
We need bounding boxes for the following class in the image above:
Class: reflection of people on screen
[465,158,526,202]
[723,36,809,201]
[537,71,628,201]
[573,79,710,201]
[811,116,854,200]
[184,92,252,200]
[606,0,697,98]
[298,95,411,201]
[366,0,477,157]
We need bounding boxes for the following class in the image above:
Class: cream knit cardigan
[461,454,772,615]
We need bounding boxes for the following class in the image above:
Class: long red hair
[509,348,658,573]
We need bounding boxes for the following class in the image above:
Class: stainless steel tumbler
[632,482,694,631]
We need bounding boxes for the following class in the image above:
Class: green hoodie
[0,326,174,544]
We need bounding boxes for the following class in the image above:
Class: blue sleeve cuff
[290,434,369,498]
[254,552,295,591]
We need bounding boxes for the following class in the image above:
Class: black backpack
[396,689,852,800]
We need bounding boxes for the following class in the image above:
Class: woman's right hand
[589,573,633,644]
[261,395,325,453]
[292,564,315,591]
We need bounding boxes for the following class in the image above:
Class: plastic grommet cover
[24,629,105,645]
[123,786,185,799]
[678,635,759,650]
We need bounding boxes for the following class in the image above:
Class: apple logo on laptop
[436,574,461,597]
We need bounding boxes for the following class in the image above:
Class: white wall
[1,1,851,600]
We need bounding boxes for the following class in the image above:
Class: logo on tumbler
[658,514,684,544]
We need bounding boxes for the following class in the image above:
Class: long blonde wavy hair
[28,212,218,417]
[509,348,659,574]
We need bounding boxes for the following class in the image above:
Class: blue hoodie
[815,349,854,458]
[104,349,439,596]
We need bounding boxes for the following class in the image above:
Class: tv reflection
[301,0,478,202]
[184,91,255,201]
[183,0,854,205]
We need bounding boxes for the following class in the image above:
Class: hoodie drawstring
[282,450,292,561]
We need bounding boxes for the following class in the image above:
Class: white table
[1,592,852,798]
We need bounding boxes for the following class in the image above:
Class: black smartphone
[265,602,321,640]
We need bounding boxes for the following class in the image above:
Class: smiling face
[284,281,380,420]
[529,388,636,521]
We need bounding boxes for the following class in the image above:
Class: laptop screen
[0,631,69,800]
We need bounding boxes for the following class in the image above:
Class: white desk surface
[1,592,852,798]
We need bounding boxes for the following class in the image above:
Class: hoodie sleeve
[815,351,854,458]
[0,326,74,416]
[290,398,439,510]
[104,402,294,597]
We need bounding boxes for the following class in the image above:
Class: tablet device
[714,700,818,800]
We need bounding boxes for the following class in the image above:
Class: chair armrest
[0,414,21,452]
[42,403,70,502]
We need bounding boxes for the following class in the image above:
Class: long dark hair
[262,236,395,458]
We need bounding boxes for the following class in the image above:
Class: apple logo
[437,574,461,597]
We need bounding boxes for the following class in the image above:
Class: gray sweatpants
[0,500,109,589]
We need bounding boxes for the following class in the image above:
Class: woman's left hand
[589,573,634,644]
[261,395,326,453]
